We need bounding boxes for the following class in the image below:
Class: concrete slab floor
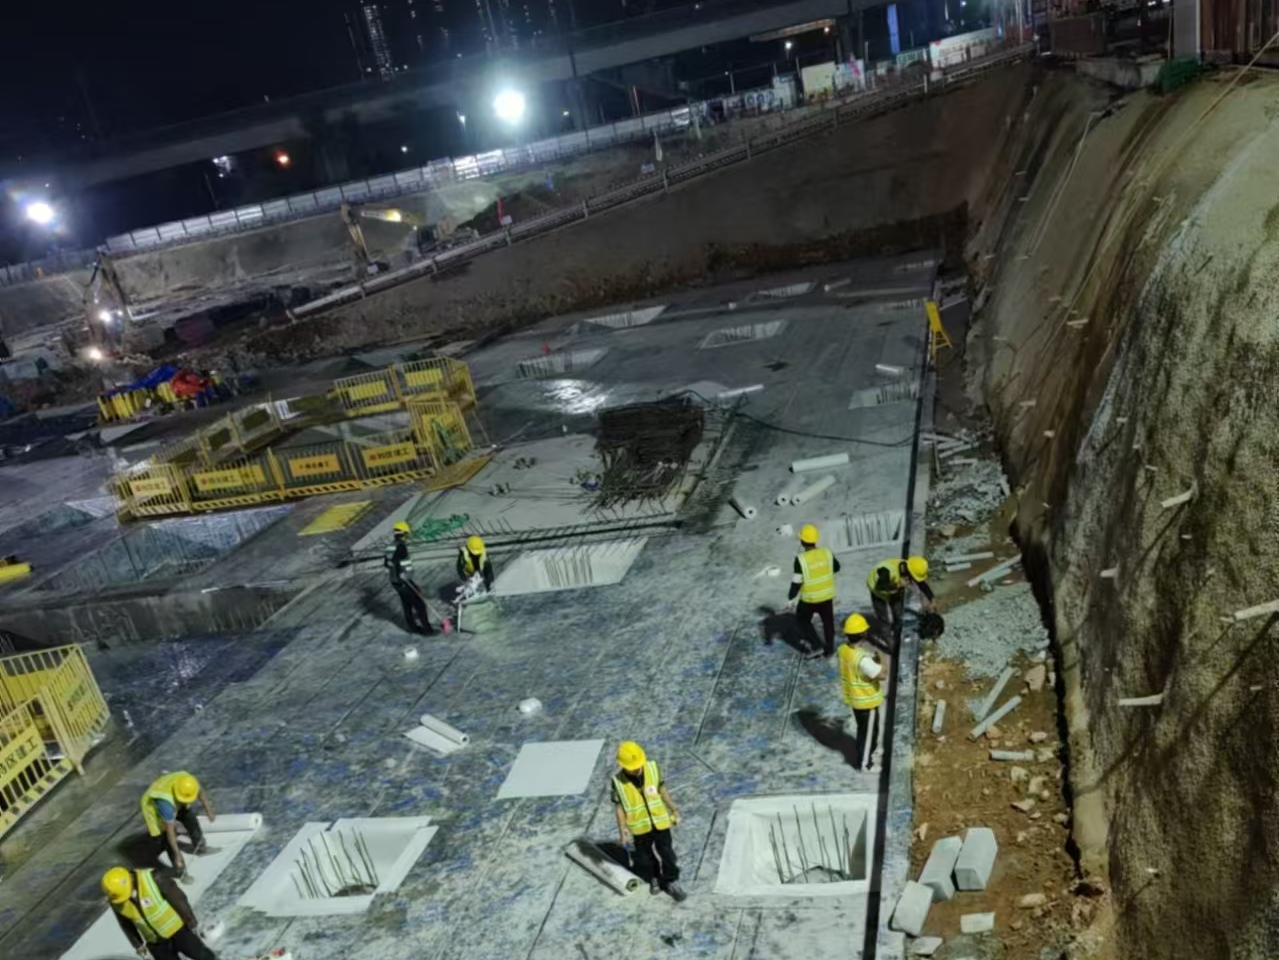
[0,259,937,960]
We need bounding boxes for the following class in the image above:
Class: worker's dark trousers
[633,827,680,882]
[393,581,433,634]
[147,928,218,960]
[149,806,205,867]
[796,598,836,655]
[850,706,882,771]
[871,591,905,641]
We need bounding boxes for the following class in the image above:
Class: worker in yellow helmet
[838,614,886,772]
[613,741,687,901]
[102,865,218,960]
[787,524,841,659]
[140,772,215,874]
[385,521,434,635]
[866,555,933,640]
[456,534,494,591]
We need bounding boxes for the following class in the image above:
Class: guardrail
[294,44,1031,319]
[0,644,110,838]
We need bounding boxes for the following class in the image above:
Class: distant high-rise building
[363,4,398,78]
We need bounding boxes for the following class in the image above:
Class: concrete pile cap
[954,827,998,891]
[917,836,962,901]
[889,881,933,937]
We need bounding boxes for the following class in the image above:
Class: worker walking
[838,614,886,772]
[613,741,687,901]
[102,866,218,960]
[787,524,841,659]
[866,555,933,640]
[386,521,434,635]
[140,772,215,874]
[456,535,495,591]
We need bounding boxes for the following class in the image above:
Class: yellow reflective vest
[113,869,185,943]
[613,761,671,835]
[797,548,835,603]
[141,771,189,837]
[459,546,487,577]
[839,644,884,710]
[866,559,904,599]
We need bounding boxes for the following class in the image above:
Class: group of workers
[383,523,495,634]
[99,772,220,960]
[789,522,934,771]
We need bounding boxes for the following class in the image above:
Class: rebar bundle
[594,399,704,506]
[291,829,380,899]
[767,805,858,885]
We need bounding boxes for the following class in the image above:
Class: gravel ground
[939,581,1050,680]
[928,458,1009,526]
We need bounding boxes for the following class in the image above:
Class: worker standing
[838,614,886,772]
[102,866,218,960]
[385,521,434,635]
[787,524,841,659]
[456,535,495,591]
[866,555,933,640]
[613,741,687,901]
[140,772,215,874]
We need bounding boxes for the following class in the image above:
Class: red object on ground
[170,369,212,398]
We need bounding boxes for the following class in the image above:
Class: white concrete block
[889,881,934,936]
[910,937,944,957]
[917,836,962,901]
[931,700,946,734]
[960,911,996,934]
[975,667,1015,721]
[954,827,998,891]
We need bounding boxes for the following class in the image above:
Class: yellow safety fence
[332,358,477,417]
[115,420,468,518]
[0,645,111,839]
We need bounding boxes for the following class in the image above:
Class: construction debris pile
[593,398,704,506]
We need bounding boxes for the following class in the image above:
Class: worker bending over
[456,535,494,591]
[866,555,933,639]
[613,741,687,901]
[839,614,886,772]
[140,772,215,874]
[788,524,841,659]
[102,866,218,960]
[386,522,434,634]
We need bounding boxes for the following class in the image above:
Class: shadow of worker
[793,708,863,770]
[757,605,811,654]
[592,838,660,884]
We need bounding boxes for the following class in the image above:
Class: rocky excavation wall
[970,69,1279,959]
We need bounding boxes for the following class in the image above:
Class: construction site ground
[0,256,967,960]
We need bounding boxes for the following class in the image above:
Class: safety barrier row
[293,44,1033,320]
[330,357,476,417]
[115,409,473,518]
[0,645,111,839]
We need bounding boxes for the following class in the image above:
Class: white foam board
[496,740,605,800]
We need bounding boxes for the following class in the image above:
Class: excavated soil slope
[970,68,1279,959]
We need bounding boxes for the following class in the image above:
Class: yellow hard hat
[907,556,929,582]
[798,524,819,544]
[174,773,199,804]
[843,613,870,636]
[393,521,411,535]
[467,536,485,554]
[102,867,133,904]
[616,740,646,772]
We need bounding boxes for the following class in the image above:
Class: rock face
[972,65,1279,960]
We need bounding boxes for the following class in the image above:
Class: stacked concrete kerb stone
[890,827,999,946]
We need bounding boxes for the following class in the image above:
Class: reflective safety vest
[386,540,413,585]
[866,559,904,599]
[141,772,190,837]
[459,546,487,577]
[839,645,884,710]
[113,869,184,943]
[613,761,671,836]
[797,548,835,603]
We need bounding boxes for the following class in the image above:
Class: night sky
[0,1,365,155]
